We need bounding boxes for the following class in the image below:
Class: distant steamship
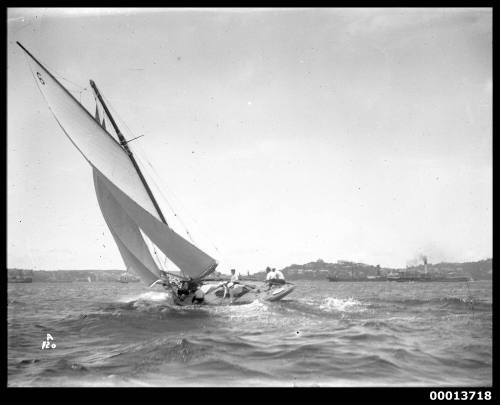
[328,257,470,282]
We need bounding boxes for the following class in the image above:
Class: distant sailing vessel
[119,272,140,283]
[18,42,294,305]
[8,270,33,283]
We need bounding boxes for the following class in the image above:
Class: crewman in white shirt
[223,269,242,302]
[265,267,276,281]
[265,267,284,290]
[273,268,285,284]
[230,269,239,283]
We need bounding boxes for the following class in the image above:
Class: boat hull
[171,282,295,306]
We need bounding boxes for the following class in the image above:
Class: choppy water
[8,280,492,386]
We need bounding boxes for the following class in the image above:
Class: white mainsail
[18,42,218,283]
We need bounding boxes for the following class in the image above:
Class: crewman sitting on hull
[265,267,274,290]
[273,268,286,285]
[191,287,205,304]
[176,280,191,301]
[227,269,239,287]
[222,269,240,301]
[265,267,286,289]
[177,278,200,302]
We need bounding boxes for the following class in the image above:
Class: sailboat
[17,42,295,306]
[119,273,129,284]
[119,272,140,283]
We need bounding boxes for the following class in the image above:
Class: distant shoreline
[7,257,492,282]
[7,269,131,283]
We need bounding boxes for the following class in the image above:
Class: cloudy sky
[7,8,492,272]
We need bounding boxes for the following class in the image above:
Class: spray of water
[319,297,365,313]
[118,291,171,304]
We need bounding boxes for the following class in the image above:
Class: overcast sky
[7,8,492,272]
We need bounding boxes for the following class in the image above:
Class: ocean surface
[8,279,492,387]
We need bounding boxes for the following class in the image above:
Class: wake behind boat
[18,42,295,306]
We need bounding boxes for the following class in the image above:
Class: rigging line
[57,75,88,92]
[147,239,170,273]
[94,84,220,254]
[99,92,135,138]
[23,42,88,93]
[135,153,200,245]
[91,90,115,135]
[139,230,164,272]
[92,92,105,122]
[142,232,165,272]
[122,134,145,145]
[100,94,139,131]
[130,142,201,231]
[22,48,89,108]
[91,88,185,238]
[34,58,89,93]
[143,156,222,255]
[132,152,197,245]
[150,244,162,270]
[56,76,88,104]
[152,163,222,255]
[30,8,88,95]
[99,98,195,240]
[97,92,150,157]
[142,231,170,271]
[152,247,166,272]
[18,42,124,151]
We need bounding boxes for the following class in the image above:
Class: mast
[89,80,168,226]
[17,41,218,281]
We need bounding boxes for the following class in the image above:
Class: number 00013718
[429,391,491,400]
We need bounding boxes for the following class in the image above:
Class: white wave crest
[319,297,365,312]
[118,291,171,303]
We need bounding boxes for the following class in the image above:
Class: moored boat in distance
[327,255,472,283]
[8,269,33,283]
[327,275,387,282]
[393,274,471,282]
[327,274,471,282]
[119,272,141,283]
[8,276,33,283]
